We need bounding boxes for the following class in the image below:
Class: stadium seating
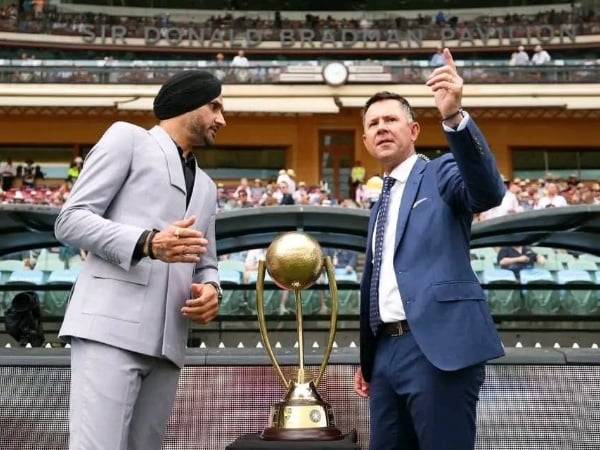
[531,247,556,260]
[335,269,360,314]
[294,289,321,316]
[34,249,66,279]
[246,271,281,315]
[482,268,522,314]
[471,258,494,279]
[557,269,598,315]
[42,269,78,316]
[0,259,24,283]
[217,267,245,315]
[471,248,498,267]
[218,259,245,274]
[538,258,564,272]
[520,268,560,314]
[555,252,576,267]
[579,254,600,264]
[67,256,84,270]
[567,258,599,273]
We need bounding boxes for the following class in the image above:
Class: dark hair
[361,91,415,123]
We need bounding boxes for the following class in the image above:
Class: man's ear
[410,121,421,143]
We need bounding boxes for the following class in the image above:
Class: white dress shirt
[373,113,470,322]
[373,153,417,322]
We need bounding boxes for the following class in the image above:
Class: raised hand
[425,48,464,124]
[150,216,208,263]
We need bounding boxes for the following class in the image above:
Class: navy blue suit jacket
[360,118,505,382]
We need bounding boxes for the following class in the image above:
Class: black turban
[153,71,222,120]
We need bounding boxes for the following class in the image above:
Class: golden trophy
[256,231,343,441]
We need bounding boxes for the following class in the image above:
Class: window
[0,145,74,179]
[194,147,286,181]
[513,148,600,180]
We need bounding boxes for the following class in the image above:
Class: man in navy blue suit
[353,48,505,450]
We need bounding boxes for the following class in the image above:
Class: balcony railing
[1,61,598,84]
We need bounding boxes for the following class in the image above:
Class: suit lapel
[184,167,208,218]
[360,200,380,293]
[365,199,380,259]
[394,157,426,253]
[148,126,186,195]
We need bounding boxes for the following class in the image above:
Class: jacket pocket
[91,259,151,286]
[430,281,485,302]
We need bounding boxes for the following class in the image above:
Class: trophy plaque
[256,231,343,441]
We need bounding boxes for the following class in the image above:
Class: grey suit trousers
[69,338,180,450]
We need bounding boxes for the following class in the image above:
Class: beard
[203,128,216,146]
[188,118,213,147]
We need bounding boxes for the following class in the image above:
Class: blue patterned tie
[369,176,396,336]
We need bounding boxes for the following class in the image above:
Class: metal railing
[1,63,598,84]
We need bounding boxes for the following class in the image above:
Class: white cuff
[442,110,470,132]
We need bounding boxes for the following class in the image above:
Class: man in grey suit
[55,71,226,450]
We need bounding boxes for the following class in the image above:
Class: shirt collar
[173,140,195,165]
[386,153,418,184]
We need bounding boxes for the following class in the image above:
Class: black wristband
[147,229,159,260]
[132,230,151,261]
[441,108,463,122]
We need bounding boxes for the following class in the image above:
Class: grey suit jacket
[55,122,218,367]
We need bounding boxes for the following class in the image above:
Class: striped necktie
[369,176,396,336]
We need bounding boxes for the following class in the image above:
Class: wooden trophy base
[260,426,343,441]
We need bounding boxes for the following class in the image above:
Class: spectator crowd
[1,3,599,42]
[1,155,599,219]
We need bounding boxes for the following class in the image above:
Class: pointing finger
[443,48,456,70]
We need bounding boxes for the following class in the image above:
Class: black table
[226,431,360,450]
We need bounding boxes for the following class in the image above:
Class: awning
[118,96,339,113]
[338,96,600,109]
[0,96,133,107]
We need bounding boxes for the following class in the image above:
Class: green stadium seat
[246,271,281,315]
[579,254,600,264]
[297,290,322,315]
[531,247,557,261]
[0,259,24,284]
[482,268,522,314]
[218,269,244,315]
[557,270,598,315]
[471,248,498,271]
[520,268,560,314]
[0,260,26,315]
[67,256,85,269]
[555,252,576,266]
[472,247,497,260]
[218,260,246,274]
[567,258,598,273]
[43,269,79,316]
[334,270,360,314]
[537,258,563,272]
[35,249,66,274]
[471,259,494,279]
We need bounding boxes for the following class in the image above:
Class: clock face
[322,62,348,86]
